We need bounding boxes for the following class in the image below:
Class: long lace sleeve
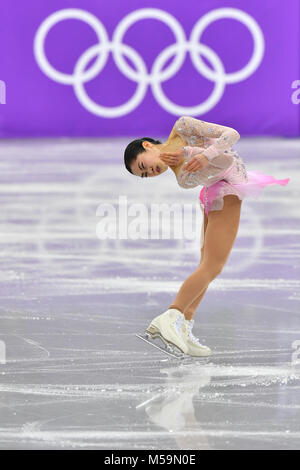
[175,116,240,161]
[175,163,200,188]
[175,144,234,189]
[182,145,232,169]
[175,146,216,188]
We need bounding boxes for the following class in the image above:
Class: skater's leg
[183,270,208,320]
[183,210,209,320]
[168,195,242,316]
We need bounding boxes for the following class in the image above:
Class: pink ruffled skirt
[199,169,290,217]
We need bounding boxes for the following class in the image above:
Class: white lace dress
[174,116,290,249]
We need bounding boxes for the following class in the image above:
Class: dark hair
[124,137,162,174]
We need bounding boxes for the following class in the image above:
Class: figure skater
[124,116,290,357]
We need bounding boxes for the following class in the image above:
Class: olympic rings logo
[33,7,265,117]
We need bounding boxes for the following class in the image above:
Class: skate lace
[187,320,205,346]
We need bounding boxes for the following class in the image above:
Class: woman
[124,116,290,357]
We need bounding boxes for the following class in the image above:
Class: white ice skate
[181,319,211,357]
[136,308,189,358]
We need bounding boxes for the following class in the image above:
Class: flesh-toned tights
[168,195,242,320]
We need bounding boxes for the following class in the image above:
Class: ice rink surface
[0,136,299,450]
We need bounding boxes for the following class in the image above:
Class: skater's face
[130,141,168,178]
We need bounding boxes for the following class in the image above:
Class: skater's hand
[159,148,185,167]
[184,154,210,173]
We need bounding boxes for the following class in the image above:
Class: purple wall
[0,0,299,137]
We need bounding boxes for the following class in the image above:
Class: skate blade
[136,332,186,359]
